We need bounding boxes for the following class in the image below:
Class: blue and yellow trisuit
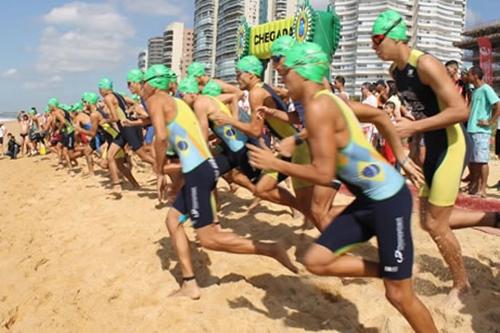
[314,90,414,280]
[205,95,260,182]
[168,97,219,229]
[259,83,312,189]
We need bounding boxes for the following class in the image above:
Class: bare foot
[229,183,239,193]
[444,285,470,310]
[269,242,298,274]
[247,197,260,212]
[301,218,314,231]
[110,183,122,199]
[292,209,304,221]
[168,280,201,300]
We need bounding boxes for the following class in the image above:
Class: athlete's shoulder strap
[96,106,109,119]
[408,49,425,68]
[112,92,128,113]
[261,83,289,112]
[140,97,149,114]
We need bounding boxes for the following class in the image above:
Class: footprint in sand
[34,258,49,271]
[1,306,19,330]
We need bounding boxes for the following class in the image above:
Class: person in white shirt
[361,82,378,145]
[0,123,5,156]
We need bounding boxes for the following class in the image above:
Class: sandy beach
[0,122,498,332]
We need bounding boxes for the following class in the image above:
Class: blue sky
[0,0,498,113]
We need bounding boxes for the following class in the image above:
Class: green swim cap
[187,62,206,77]
[82,92,99,105]
[202,80,222,97]
[131,94,140,102]
[178,76,200,94]
[72,102,84,113]
[284,42,329,84]
[59,103,71,112]
[143,64,170,90]
[236,55,263,77]
[44,106,50,113]
[127,69,143,83]
[271,35,296,57]
[48,97,59,107]
[98,78,113,90]
[372,10,408,41]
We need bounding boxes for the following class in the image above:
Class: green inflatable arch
[236,0,341,63]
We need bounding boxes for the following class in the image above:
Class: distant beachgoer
[5,133,20,159]
[19,113,30,156]
[0,122,5,156]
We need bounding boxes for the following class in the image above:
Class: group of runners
[39,10,499,332]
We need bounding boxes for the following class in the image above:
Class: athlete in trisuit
[143,64,297,300]
[121,69,183,202]
[48,98,79,175]
[178,76,260,194]
[71,101,95,176]
[208,55,322,226]
[98,78,154,196]
[77,92,139,188]
[187,62,244,99]
[265,35,339,230]
[248,42,437,333]
[371,10,499,306]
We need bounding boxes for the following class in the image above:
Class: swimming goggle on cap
[98,78,113,90]
[178,76,200,95]
[166,69,178,84]
[202,80,222,97]
[283,42,329,84]
[236,55,263,77]
[271,35,296,58]
[187,62,206,77]
[372,10,408,45]
[127,69,144,83]
[143,65,171,90]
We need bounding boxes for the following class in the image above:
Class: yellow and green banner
[236,0,341,61]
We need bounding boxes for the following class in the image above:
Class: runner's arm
[194,98,210,141]
[103,95,119,123]
[219,90,265,137]
[54,112,66,131]
[248,100,336,186]
[350,101,408,164]
[217,93,240,118]
[213,79,244,98]
[413,55,469,132]
[76,114,100,137]
[149,97,168,175]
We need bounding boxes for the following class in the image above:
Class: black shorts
[173,159,219,229]
[113,126,143,151]
[215,147,261,183]
[90,132,106,151]
[62,132,75,150]
[316,185,413,280]
[0,137,3,145]
[495,130,500,156]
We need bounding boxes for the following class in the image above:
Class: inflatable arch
[235,0,341,64]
